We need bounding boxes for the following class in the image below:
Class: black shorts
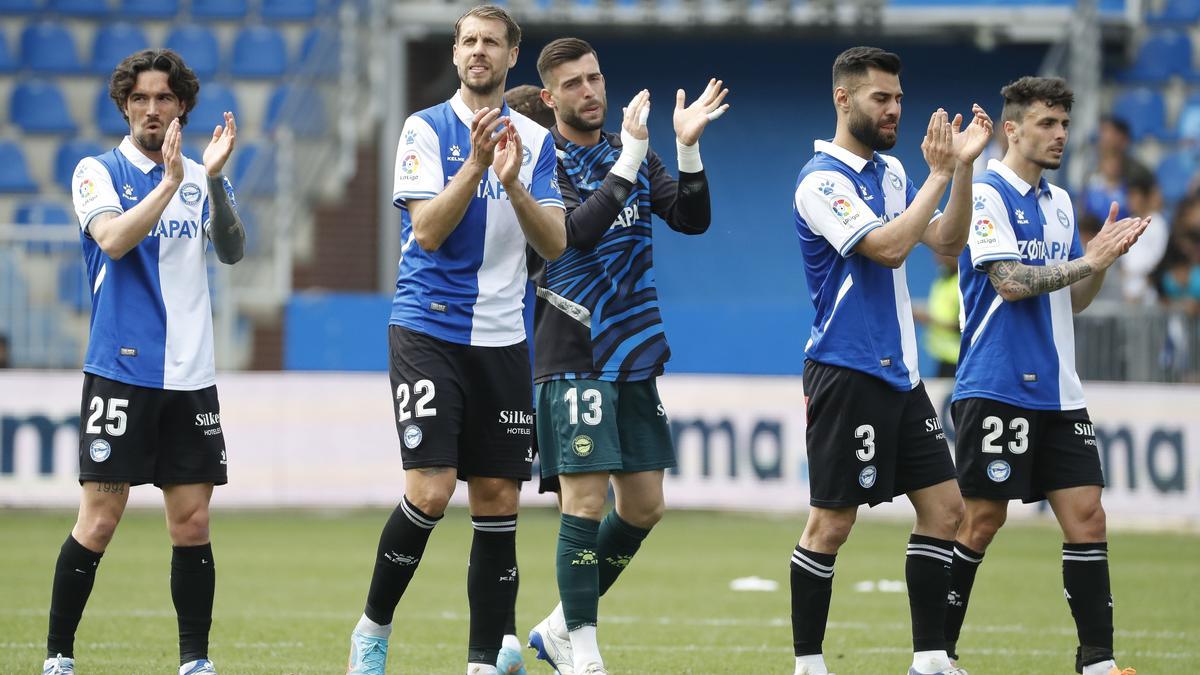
[803,360,956,508]
[388,325,533,481]
[951,398,1103,503]
[78,373,228,487]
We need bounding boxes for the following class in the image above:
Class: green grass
[2,507,1197,674]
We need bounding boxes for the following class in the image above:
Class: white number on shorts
[565,387,603,426]
[396,379,437,422]
[854,424,875,462]
[981,415,1029,454]
[85,397,129,436]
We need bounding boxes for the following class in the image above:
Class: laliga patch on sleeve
[829,195,860,229]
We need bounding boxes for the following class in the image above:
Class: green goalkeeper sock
[557,513,601,631]
[596,510,650,596]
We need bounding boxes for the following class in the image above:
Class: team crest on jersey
[1056,208,1070,228]
[973,196,986,211]
[521,145,532,166]
[400,151,420,177]
[572,435,594,457]
[817,180,835,196]
[858,465,877,488]
[179,182,201,206]
[78,178,96,200]
[987,459,1011,482]
[404,129,416,145]
[887,171,902,190]
[403,424,423,449]
[973,217,995,238]
[122,184,138,201]
[89,439,112,463]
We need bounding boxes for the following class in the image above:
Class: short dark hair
[832,46,901,90]
[454,4,521,49]
[1000,76,1073,125]
[1124,162,1157,196]
[505,84,555,128]
[1100,115,1132,139]
[537,37,596,87]
[109,49,199,126]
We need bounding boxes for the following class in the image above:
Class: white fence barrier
[2,372,1197,523]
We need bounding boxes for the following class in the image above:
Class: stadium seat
[11,79,77,134]
[1157,150,1200,206]
[55,138,105,191]
[230,25,287,79]
[296,26,339,79]
[94,84,130,136]
[20,20,83,74]
[231,142,277,195]
[1117,30,1193,84]
[48,0,108,16]
[1178,93,1200,143]
[15,199,73,254]
[264,84,327,137]
[1149,0,1200,24]
[118,0,180,18]
[1111,88,1168,141]
[191,0,247,20]
[0,29,15,73]
[0,0,41,13]
[58,258,90,312]
[0,141,39,193]
[165,24,220,79]
[188,80,239,133]
[90,22,150,75]
[261,0,317,20]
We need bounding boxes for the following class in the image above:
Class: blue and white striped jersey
[390,91,564,347]
[72,137,221,391]
[794,139,933,391]
[954,159,1085,411]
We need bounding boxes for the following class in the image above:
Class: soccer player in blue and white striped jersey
[944,77,1145,675]
[790,46,992,675]
[524,38,727,675]
[45,48,244,675]
[348,6,565,675]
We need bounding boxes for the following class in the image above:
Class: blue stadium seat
[0,0,41,13]
[0,141,39,193]
[0,29,15,72]
[11,79,77,134]
[264,84,327,137]
[20,20,83,74]
[261,0,317,20]
[191,0,247,20]
[58,258,90,312]
[48,0,108,16]
[15,199,73,254]
[230,25,287,79]
[1117,30,1193,84]
[1111,88,1168,141]
[95,84,130,135]
[296,26,339,79]
[189,80,239,133]
[165,24,220,79]
[118,0,179,18]
[90,22,150,75]
[1157,150,1199,206]
[231,142,277,195]
[55,139,105,191]
[1178,93,1200,143]
[1149,0,1200,24]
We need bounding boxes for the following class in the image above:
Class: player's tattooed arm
[986,258,1093,301]
[206,174,245,265]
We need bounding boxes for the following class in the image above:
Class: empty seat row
[1111,89,1200,141]
[1116,29,1200,85]
[0,21,340,78]
[8,78,329,137]
[0,0,347,21]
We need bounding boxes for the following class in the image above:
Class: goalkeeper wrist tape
[676,138,702,173]
[612,128,649,183]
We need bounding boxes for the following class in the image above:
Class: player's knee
[803,511,856,551]
[407,488,453,518]
[75,513,120,549]
[962,505,1006,550]
[621,498,665,529]
[564,489,607,521]
[168,507,211,545]
[1069,499,1107,542]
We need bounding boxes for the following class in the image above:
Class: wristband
[676,138,702,173]
[612,128,649,183]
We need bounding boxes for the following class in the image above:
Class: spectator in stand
[1082,116,1151,223]
[1119,165,1170,304]
[0,333,10,368]
[1154,195,1200,316]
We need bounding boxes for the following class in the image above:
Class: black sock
[944,542,985,661]
[364,496,442,625]
[1063,542,1114,671]
[790,545,836,656]
[467,514,518,666]
[47,535,103,659]
[172,543,215,665]
[906,534,953,653]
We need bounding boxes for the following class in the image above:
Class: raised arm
[923,104,993,256]
[493,127,566,261]
[203,111,244,265]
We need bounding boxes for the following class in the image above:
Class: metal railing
[1075,302,1200,383]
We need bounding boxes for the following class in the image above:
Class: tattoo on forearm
[95,482,125,494]
[987,259,1093,300]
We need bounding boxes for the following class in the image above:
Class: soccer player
[524,38,728,675]
[44,48,244,675]
[944,77,1144,675]
[346,6,565,675]
[506,84,557,129]
[790,46,992,675]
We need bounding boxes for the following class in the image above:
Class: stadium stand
[14,199,71,254]
[0,0,40,14]
[264,83,327,136]
[188,80,239,131]
[296,26,339,79]
[118,0,179,19]
[0,30,15,73]
[1116,30,1192,84]
[190,0,248,21]
[54,139,104,191]
[0,142,38,193]
[19,20,82,74]
[262,0,319,21]
[89,22,150,75]
[93,83,129,136]
[164,24,220,79]
[11,79,76,134]
[47,0,108,17]
[1112,87,1169,141]
[230,25,288,79]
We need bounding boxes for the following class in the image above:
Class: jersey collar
[119,136,159,174]
[814,139,880,174]
[988,158,1050,198]
[449,89,511,129]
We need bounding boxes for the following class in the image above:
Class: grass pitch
[2,507,1196,674]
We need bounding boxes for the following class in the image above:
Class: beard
[1033,155,1063,170]
[134,130,164,152]
[557,100,606,133]
[848,106,897,151]
[460,63,505,97]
